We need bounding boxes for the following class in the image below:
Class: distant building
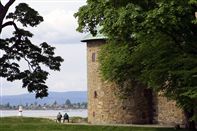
[18,105,23,116]
[81,28,184,125]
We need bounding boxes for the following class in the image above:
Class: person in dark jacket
[63,113,69,123]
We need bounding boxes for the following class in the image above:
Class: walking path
[64,123,174,128]
[42,116,174,128]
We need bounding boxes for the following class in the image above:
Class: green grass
[0,117,189,131]
[70,116,87,123]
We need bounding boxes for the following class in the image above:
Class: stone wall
[87,40,153,124]
[86,40,185,125]
[153,93,185,125]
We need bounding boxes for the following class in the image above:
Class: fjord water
[0,109,87,118]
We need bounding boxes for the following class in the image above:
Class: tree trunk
[184,109,196,130]
[0,0,16,34]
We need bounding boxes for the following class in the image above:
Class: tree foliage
[75,0,197,128]
[0,0,63,98]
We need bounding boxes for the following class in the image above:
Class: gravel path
[39,116,175,128]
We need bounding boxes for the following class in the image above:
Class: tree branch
[0,0,15,34]
[5,0,15,9]
[2,20,34,72]
[2,21,22,49]
[2,21,19,32]
[0,0,15,19]
[0,2,4,11]
[24,56,34,72]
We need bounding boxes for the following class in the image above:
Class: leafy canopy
[75,0,197,119]
[0,1,63,98]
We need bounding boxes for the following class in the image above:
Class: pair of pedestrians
[57,112,69,123]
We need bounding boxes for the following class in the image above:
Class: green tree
[0,0,64,98]
[75,0,197,129]
[65,99,71,106]
[5,102,10,108]
[53,101,57,106]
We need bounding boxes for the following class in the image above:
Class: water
[0,109,87,118]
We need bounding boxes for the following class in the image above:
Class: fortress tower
[81,31,185,125]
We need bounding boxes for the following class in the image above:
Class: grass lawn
[0,117,189,131]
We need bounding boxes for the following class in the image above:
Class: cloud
[31,9,83,44]
[26,0,86,45]
[1,0,86,44]
[0,0,88,96]
[46,44,87,92]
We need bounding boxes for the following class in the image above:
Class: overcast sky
[0,0,88,96]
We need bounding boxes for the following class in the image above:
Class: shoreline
[0,109,87,118]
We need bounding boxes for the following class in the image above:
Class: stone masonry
[154,93,185,125]
[85,39,185,125]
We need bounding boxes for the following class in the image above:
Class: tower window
[92,53,96,62]
[94,91,97,98]
[93,111,95,117]
[94,91,98,98]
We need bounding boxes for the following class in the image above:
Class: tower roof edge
[81,26,107,42]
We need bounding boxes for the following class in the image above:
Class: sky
[0,0,88,96]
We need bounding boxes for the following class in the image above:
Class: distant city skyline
[0,0,87,95]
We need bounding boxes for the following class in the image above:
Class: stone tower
[81,31,185,125]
